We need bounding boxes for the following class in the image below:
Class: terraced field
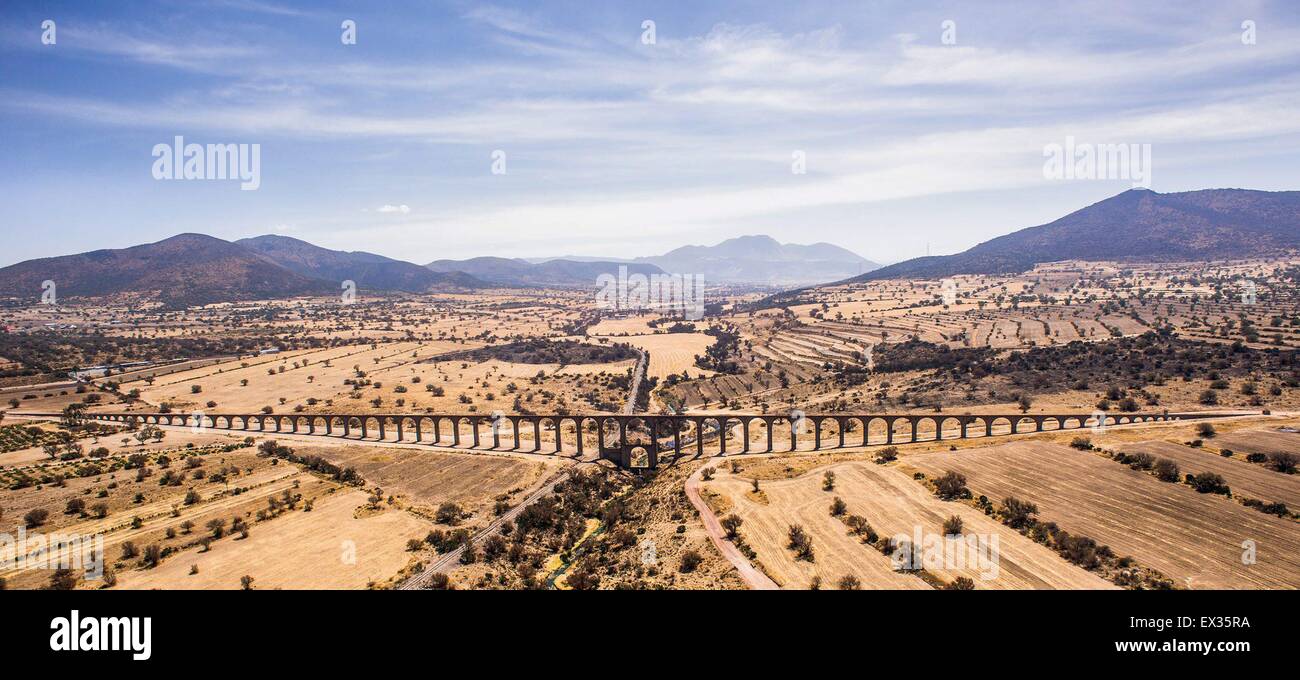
[907,441,1300,589]
[703,460,1115,590]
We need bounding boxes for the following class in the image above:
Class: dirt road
[684,465,778,590]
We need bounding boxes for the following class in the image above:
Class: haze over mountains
[425,257,665,287]
[2,188,1297,306]
[854,188,1300,282]
[640,235,877,285]
[528,235,879,285]
[0,231,877,306]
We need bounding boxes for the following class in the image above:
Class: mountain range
[425,256,665,287]
[637,235,877,285]
[237,235,481,293]
[3,188,1297,306]
[0,234,337,307]
[853,188,1300,282]
[0,232,875,305]
[525,235,878,285]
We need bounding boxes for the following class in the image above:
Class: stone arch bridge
[69,410,1229,469]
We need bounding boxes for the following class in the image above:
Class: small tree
[1189,472,1230,495]
[49,568,79,590]
[720,514,744,539]
[933,471,968,500]
[942,515,963,536]
[435,502,462,525]
[829,497,847,516]
[1017,395,1032,413]
[787,525,814,561]
[1000,497,1038,528]
[679,550,703,573]
[1268,452,1297,474]
[142,544,162,568]
[23,509,49,529]
[1154,458,1181,482]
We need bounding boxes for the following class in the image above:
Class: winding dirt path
[684,464,778,590]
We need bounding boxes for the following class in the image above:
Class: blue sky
[2,0,1300,267]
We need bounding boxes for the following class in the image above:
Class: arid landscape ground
[8,3,1300,669]
[3,253,1298,591]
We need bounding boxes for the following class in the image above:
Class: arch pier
[81,411,1222,469]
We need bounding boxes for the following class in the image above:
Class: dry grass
[114,488,427,590]
[907,441,1300,589]
[704,460,1114,589]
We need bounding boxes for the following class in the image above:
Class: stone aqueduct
[78,410,1219,468]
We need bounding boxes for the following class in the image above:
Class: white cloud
[5,3,1300,265]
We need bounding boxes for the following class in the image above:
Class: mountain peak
[854,188,1300,282]
[641,235,878,285]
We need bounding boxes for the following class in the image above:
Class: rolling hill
[0,233,336,307]
[237,235,483,292]
[854,188,1300,281]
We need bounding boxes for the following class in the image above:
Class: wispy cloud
[2,0,1299,266]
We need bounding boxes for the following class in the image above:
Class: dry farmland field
[3,256,1300,591]
[114,487,428,590]
[701,460,1116,589]
[905,441,1300,589]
